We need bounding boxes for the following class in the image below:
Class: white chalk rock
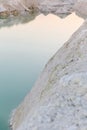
[74,1,87,19]
[0,0,76,17]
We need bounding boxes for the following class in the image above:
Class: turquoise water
[0,13,83,130]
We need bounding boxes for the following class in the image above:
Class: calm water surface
[0,13,84,130]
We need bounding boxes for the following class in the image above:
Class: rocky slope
[0,0,76,18]
[8,0,87,130]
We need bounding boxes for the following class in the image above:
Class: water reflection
[0,11,76,28]
[0,12,39,28]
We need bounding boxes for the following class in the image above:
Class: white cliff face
[0,0,76,18]
[10,8,87,130]
[38,0,76,15]
[0,0,77,28]
[1,0,87,19]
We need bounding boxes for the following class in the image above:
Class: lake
[0,13,84,130]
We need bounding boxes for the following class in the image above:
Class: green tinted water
[0,13,83,130]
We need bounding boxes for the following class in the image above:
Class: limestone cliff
[0,0,77,29]
[0,0,76,18]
